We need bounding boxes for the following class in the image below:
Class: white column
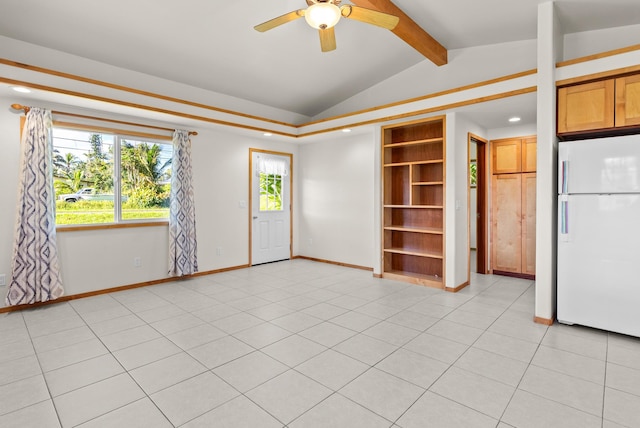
[535,2,563,322]
[373,125,382,275]
[445,113,457,287]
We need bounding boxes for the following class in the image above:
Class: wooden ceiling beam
[350,0,448,66]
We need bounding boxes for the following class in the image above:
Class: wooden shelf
[384,162,414,167]
[383,159,443,168]
[412,181,443,186]
[384,247,443,259]
[383,205,443,209]
[384,226,443,234]
[383,270,443,285]
[414,160,444,165]
[383,137,444,147]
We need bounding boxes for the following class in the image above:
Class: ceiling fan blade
[254,9,305,32]
[319,27,336,52]
[340,5,399,30]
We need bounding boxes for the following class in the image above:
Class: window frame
[50,122,174,231]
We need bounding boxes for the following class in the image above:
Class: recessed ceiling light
[508,116,521,123]
[11,86,31,93]
[342,128,352,133]
[263,132,272,137]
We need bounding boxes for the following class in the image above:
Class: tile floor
[1,259,639,427]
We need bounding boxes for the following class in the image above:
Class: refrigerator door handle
[560,195,569,241]
[561,160,569,194]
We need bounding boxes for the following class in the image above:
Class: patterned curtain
[168,129,198,276]
[6,108,64,306]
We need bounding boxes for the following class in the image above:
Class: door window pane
[259,173,283,211]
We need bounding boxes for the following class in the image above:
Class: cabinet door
[521,138,537,172]
[491,174,522,273]
[558,80,615,133]
[616,74,640,127]
[521,173,536,276]
[492,139,521,174]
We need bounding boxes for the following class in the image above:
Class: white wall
[488,124,537,141]
[0,36,309,126]
[446,113,487,288]
[563,24,640,61]
[0,102,21,301]
[470,141,477,249]
[315,39,538,121]
[0,102,298,307]
[297,131,376,268]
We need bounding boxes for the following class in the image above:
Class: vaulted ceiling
[0,0,639,122]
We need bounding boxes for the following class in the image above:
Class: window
[470,159,477,187]
[259,172,283,211]
[256,155,287,212]
[52,127,172,226]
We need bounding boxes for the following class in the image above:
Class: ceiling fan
[254,0,400,52]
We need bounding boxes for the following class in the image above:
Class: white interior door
[251,152,291,265]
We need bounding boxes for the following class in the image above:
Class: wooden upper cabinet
[492,139,521,174]
[558,80,615,134]
[616,74,640,127]
[521,138,537,172]
[492,137,536,174]
[558,72,640,135]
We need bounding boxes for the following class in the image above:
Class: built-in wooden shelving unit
[382,116,446,288]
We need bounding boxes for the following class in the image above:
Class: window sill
[56,221,169,232]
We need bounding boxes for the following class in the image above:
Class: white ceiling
[1,0,639,122]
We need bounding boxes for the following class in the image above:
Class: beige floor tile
[502,390,601,428]
[150,372,239,426]
[397,391,498,428]
[289,393,390,428]
[296,349,369,390]
[340,367,424,421]
[213,351,288,393]
[246,370,331,425]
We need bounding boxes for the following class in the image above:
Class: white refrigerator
[557,135,640,337]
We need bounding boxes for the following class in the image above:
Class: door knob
[253,216,258,219]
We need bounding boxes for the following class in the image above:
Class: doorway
[469,134,489,275]
[250,149,293,265]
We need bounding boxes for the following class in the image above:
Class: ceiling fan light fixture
[305,2,341,29]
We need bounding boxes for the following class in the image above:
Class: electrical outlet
[0,274,5,286]
[216,247,222,256]
[133,257,142,268]
[308,238,313,246]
